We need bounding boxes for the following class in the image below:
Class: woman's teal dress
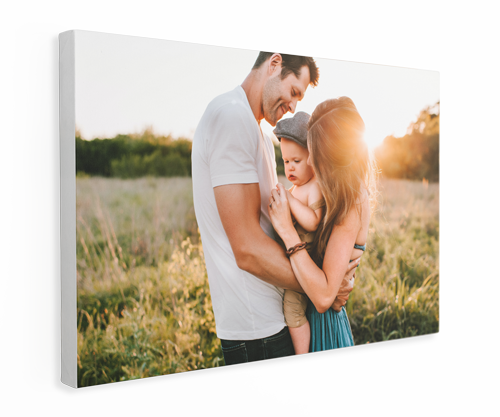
[307,304,354,351]
[306,243,365,352]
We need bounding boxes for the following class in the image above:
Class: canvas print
[63,30,439,387]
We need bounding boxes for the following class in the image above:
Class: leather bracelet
[286,242,307,257]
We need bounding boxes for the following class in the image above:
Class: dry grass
[76,176,439,386]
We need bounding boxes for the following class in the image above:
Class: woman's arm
[269,184,360,313]
[283,214,359,313]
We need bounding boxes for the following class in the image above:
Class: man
[192,52,356,365]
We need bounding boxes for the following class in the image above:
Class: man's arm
[214,182,304,292]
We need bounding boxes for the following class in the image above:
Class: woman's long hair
[308,97,378,267]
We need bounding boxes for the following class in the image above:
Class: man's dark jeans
[220,326,295,365]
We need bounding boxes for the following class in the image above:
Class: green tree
[275,144,285,176]
[76,129,193,178]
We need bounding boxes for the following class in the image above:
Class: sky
[76,31,439,150]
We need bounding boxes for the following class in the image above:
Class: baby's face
[280,138,315,186]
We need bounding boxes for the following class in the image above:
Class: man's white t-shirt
[192,85,285,340]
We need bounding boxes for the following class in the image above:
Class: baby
[273,111,325,355]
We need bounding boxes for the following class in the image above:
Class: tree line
[374,102,439,182]
[76,102,439,182]
[76,129,192,178]
[76,128,286,179]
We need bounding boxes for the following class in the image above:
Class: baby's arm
[286,183,324,232]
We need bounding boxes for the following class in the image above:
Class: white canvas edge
[59,30,77,388]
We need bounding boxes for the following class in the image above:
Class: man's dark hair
[252,52,319,87]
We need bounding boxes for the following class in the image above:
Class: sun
[363,130,388,151]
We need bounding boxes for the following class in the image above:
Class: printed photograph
[74,31,439,387]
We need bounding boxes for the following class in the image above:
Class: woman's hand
[268,183,297,243]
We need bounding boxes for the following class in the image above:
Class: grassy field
[76,176,439,386]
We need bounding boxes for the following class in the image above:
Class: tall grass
[76,177,438,386]
[346,179,439,341]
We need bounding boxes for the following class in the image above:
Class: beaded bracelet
[285,242,307,257]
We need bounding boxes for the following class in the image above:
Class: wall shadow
[53,328,438,396]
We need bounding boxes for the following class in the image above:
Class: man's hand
[332,257,360,312]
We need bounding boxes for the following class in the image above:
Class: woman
[268,97,377,351]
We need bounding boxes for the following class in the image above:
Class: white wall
[2,1,499,415]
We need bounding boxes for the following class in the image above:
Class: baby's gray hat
[273,111,310,148]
